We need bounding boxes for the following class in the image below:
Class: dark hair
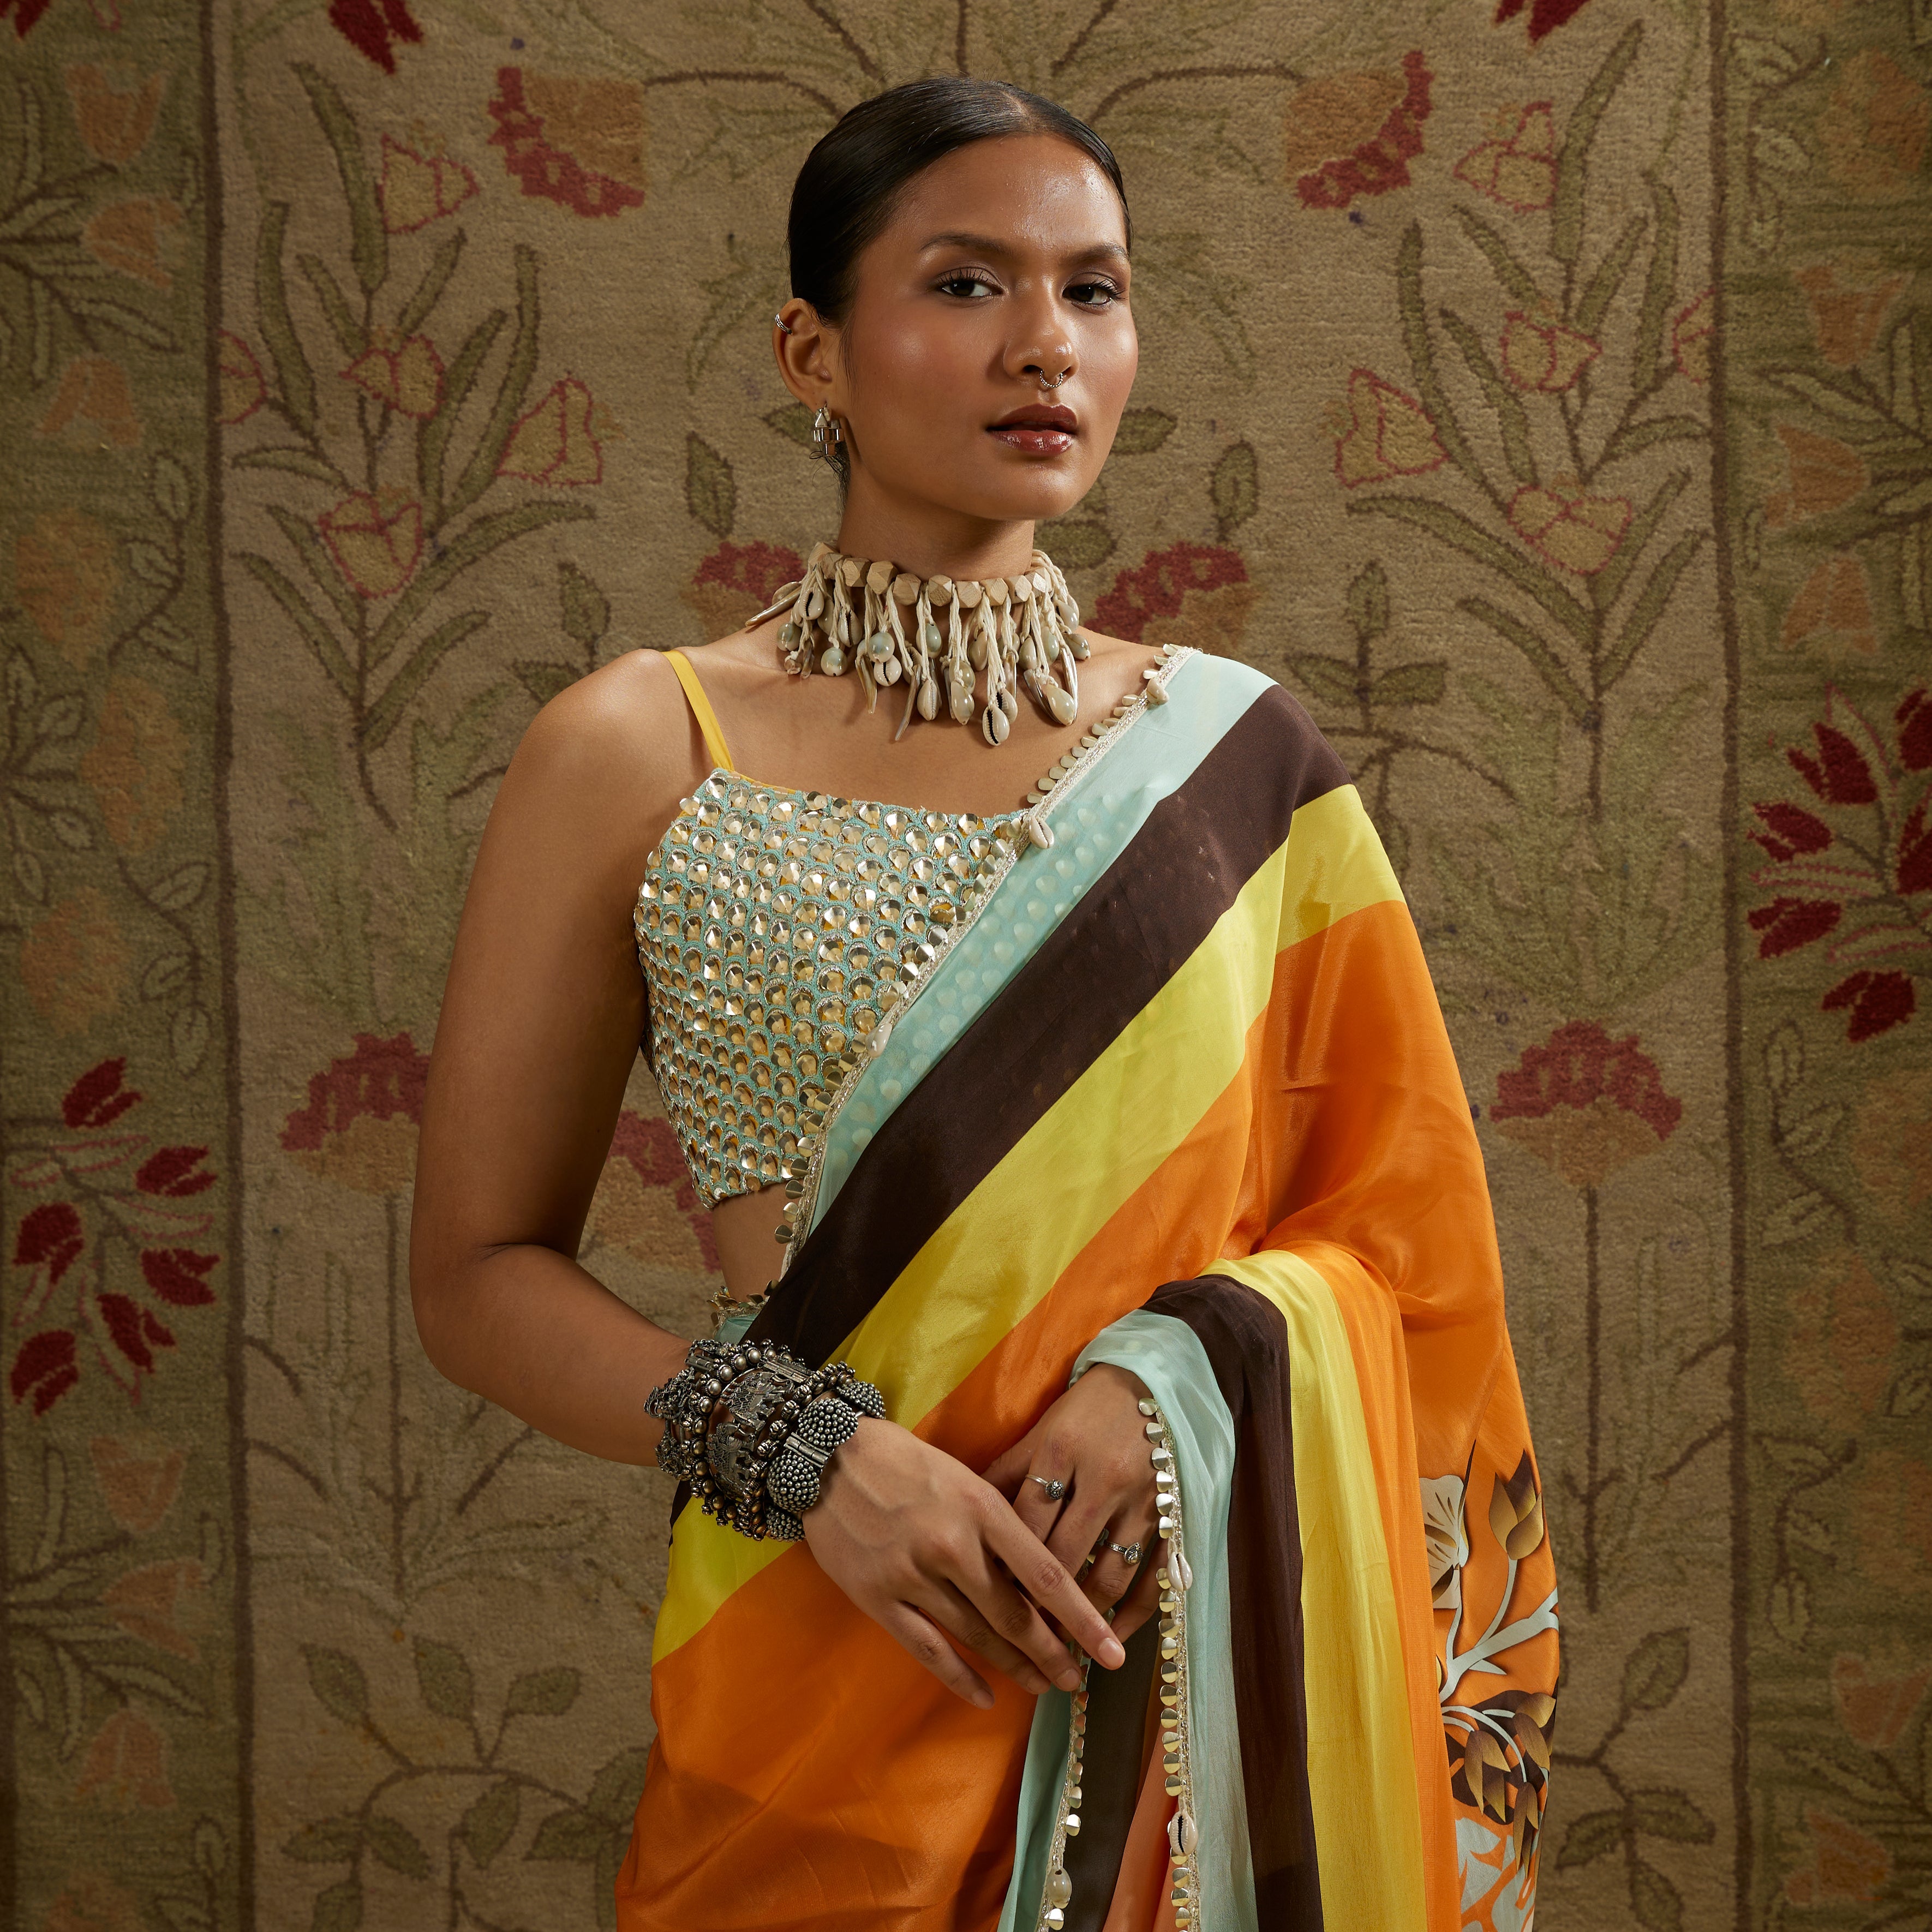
[787,77,1129,325]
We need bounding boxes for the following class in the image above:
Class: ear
[773,300,845,410]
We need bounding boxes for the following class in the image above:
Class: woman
[411,77,1557,1932]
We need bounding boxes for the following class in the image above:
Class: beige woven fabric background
[2,1,1928,1927]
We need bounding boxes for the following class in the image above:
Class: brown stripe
[750,682,1349,1367]
[1146,1276,1324,1929]
[1062,1618,1162,1932]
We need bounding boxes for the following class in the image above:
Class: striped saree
[616,651,1558,1932]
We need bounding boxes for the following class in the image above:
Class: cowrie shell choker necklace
[751,542,1086,747]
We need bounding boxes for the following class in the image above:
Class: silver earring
[810,403,843,463]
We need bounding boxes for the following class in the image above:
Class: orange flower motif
[1287,50,1432,210]
[1831,1654,1930,1749]
[1784,1807,1891,1905]
[1765,424,1868,527]
[1508,481,1632,575]
[81,676,186,855]
[64,63,165,165]
[281,1032,430,1195]
[1331,369,1446,487]
[319,490,422,597]
[216,331,265,425]
[101,1557,204,1660]
[487,69,648,218]
[37,355,142,449]
[1816,50,1930,199]
[498,376,602,485]
[81,196,184,290]
[1673,288,1714,383]
[20,889,131,1036]
[1851,1070,1932,1223]
[1852,1450,1932,1598]
[14,507,120,663]
[1453,101,1557,212]
[76,1709,174,1810]
[1785,1249,1899,1427]
[41,1876,145,1932]
[341,334,444,418]
[89,1432,186,1532]
[1500,310,1600,391]
[1796,260,1907,367]
[379,133,478,232]
[1780,554,1877,657]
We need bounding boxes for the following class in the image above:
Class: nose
[1003,288,1074,390]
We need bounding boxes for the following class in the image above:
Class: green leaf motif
[506,1664,582,1717]
[1037,518,1114,570]
[515,661,579,707]
[233,446,347,486]
[1575,211,1647,338]
[1551,22,1644,270]
[283,1816,361,1864]
[584,1746,654,1823]
[1454,206,1547,309]
[412,1636,474,1721]
[256,202,315,438]
[1631,177,1679,396]
[1440,306,1536,487]
[559,560,611,652]
[1628,1788,1716,1844]
[362,609,493,754]
[1347,560,1389,643]
[527,1808,609,1862]
[420,307,507,526]
[1776,1740,1903,1809]
[300,253,366,358]
[1753,1433,1851,1485]
[1619,1626,1690,1715]
[1113,409,1177,454]
[1629,1857,1684,1932]
[1372,662,1449,706]
[1210,442,1258,541]
[686,434,737,538]
[396,230,465,338]
[310,1876,362,1932]
[763,402,816,448]
[152,452,193,524]
[302,1645,370,1725]
[1556,1808,1623,1869]
[1600,415,1707,466]
[460,1779,522,1869]
[449,246,542,522]
[296,63,385,297]
[366,1814,431,1880]
[1287,654,1361,708]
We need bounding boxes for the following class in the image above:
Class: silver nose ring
[1039,367,1072,389]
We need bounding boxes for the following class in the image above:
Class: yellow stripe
[654,785,1401,1661]
[1206,1251,1429,1932]
[663,649,736,773]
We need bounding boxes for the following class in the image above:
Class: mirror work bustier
[633,772,1027,1210]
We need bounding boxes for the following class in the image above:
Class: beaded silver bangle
[1035,1395,1198,1932]
[645,1336,883,1541]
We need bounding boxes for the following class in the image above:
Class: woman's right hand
[806,1417,1128,1708]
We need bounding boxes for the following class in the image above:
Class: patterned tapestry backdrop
[1,0,1927,1926]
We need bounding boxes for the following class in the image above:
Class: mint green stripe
[998,1310,1257,1932]
[812,653,1275,1232]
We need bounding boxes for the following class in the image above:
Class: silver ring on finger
[1028,1474,1067,1502]
[1101,1536,1143,1566]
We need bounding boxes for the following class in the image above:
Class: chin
[947,465,1094,528]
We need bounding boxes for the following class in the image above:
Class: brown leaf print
[1784,1250,1898,1426]
[1795,259,1909,367]
[14,507,121,664]
[81,676,186,854]
[35,356,143,451]
[1490,1451,1547,1560]
[63,63,165,165]
[1779,553,1877,657]
[75,1709,174,1810]
[20,889,132,1036]
[1815,50,1930,198]
[89,1431,187,1532]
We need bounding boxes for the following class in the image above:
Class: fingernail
[1099,1637,1125,1667]
[1058,1667,1082,1692]
[974,1685,995,1709]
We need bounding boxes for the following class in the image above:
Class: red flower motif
[1790,721,1879,806]
[2,0,55,38]
[1291,50,1433,211]
[140,1248,218,1307]
[693,540,805,603]
[379,135,478,233]
[1493,0,1596,41]
[15,1201,85,1288]
[498,377,602,486]
[1823,970,1917,1043]
[11,1330,79,1413]
[1750,896,1843,959]
[217,330,265,426]
[135,1146,214,1197]
[1899,801,1932,896]
[326,0,422,74]
[319,492,423,598]
[282,1033,429,1195]
[341,336,443,419]
[1331,369,1446,488]
[487,68,647,219]
[1491,1020,1680,1186]
[1751,802,1833,862]
[1454,103,1557,212]
[97,1291,175,1378]
[1899,689,1932,772]
[606,1110,721,1272]
[63,1057,142,1129]
[1093,542,1249,643]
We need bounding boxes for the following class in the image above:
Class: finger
[1110,1539,1166,1644]
[982,1424,1044,1497]
[1045,1490,1114,1581]
[979,1495,1126,1671]
[1080,1509,1159,1612]
[1009,1453,1070,1547]
[882,1601,996,1709]
[949,1541,1087,1692]
[922,1581,1056,1697]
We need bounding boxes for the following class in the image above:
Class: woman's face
[787,133,1137,542]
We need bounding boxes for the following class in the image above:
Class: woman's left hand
[983,1364,1163,1644]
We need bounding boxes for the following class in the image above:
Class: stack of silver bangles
[647,1335,886,1541]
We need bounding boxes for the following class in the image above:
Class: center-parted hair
[787,78,1130,325]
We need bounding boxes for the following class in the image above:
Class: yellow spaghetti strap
[663,649,736,774]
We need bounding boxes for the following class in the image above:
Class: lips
[989,402,1076,455]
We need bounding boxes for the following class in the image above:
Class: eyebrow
[917,230,1129,265]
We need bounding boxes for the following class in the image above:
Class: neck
[833,471,1037,582]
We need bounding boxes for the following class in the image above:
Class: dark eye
[936,272,997,300]
[1067,280,1121,307]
